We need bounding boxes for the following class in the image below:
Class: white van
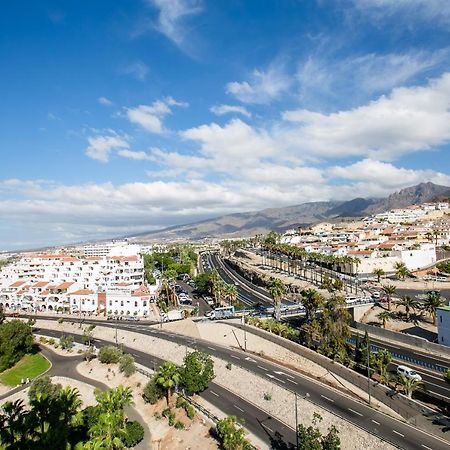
[396,365,422,381]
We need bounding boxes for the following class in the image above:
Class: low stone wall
[225,322,427,425]
[353,322,450,360]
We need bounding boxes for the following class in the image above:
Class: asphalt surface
[34,317,450,450]
[205,251,450,399]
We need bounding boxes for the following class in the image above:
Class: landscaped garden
[0,352,50,386]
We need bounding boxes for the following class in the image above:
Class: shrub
[28,376,62,402]
[186,404,195,420]
[98,345,122,364]
[48,338,55,345]
[174,420,185,429]
[59,335,74,350]
[0,320,34,371]
[263,392,272,401]
[142,377,165,404]
[39,337,48,344]
[162,408,175,426]
[180,350,215,394]
[176,396,188,409]
[119,354,136,377]
[58,318,64,324]
[123,420,145,447]
[226,362,232,370]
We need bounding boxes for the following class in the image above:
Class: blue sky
[1,0,450,250]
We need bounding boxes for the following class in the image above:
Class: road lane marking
[392,430,404,437]
[265,374,285,384]
[287,379,298,385]
[321,395,334,403]
[371,420,380,426]
[348,408,363,417]
[261,423,274,433]
[421,445,433,450]
[234,405,244,412]
[210,391,220,397]
[207,346,215,350]
[258,365,268,371]
[231,355,240,360]
[245,357,257,362]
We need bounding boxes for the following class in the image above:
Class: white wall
[438,308,450,347]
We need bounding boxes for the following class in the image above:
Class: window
[120,301,124,307]
[109,301,112,306]
[440,315,443,323]
[134,301,138,307]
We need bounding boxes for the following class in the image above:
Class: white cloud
[117,149,153,161]
[297,49,448,103]
[282,72,450,159]
[226,63,291,104]
[126,96,187,134]
[85,133,129,163]
[210,104,252,118]
[330,159,450,189]
[120,61,149,81]
[147,0,202,46]
[98,96,113,106]
[351,0,450,24]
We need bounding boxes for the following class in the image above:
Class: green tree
[123,421,145,448]
[423,292,444,325]
[181,351,215,394]
[0,319,33,371]
[98,345,122,364]
[300,288,324,322]
[60,334,74,350]
[395,295,418,321]
[377,311,391,329]
[394,262,410,280]
[382,284,397,311]
[224,283,238,306]
[268,278,285,321]
[297,413,341,450]
[216,415,252,450]
[142,377,165,404]
[119,354,136,377]
[28,376,62,402]
[0,305,5,325]
[373,349,392,385]
[444,369,450,386]
[397,374,422,399]
[155,362,181,406]
[372,268,385,283]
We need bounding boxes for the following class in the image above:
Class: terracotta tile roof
[55,281,75,290]
[108,256,138,262]
[32,281,50,288]
[132,285,150,297]
[114,282,131,287]
[69,289,95,296]
[10,280,27,288]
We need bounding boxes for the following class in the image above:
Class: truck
[208,306,235,320]
[161,309,185,322]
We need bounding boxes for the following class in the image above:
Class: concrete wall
[226,321,426,424]
[437,308,450,347]
[354,322,450,359]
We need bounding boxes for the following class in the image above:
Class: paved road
[35,318,450,450]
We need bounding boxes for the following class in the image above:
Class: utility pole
[242,315,247,352]
[295,392,299,450]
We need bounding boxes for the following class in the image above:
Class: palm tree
[0,399,29,447]
[156,362,181,406]
[423,292,444,325]
[382,284,397,311]
[394,262,410,280]
[87,411,126,449]
[300,288,324,321]
[397,374,423,399]
[224,283,238,306]
[395,296,418,321]
[372,268,385,283]
[377,311,391,329]
[268,278,285,321]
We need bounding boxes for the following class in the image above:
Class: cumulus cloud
[226,63,291,104]
[126,96,188,134]
[147,0,202,46]
[117,149,153,161]
[282,72,450,159]
[85,133,129,163]
[210,104,252,118]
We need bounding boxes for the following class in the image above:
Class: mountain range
[129,182,450,242]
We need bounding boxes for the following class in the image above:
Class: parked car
[396,365,422,381]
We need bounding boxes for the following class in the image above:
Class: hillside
[130,182,450,242]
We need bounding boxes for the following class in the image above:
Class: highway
[33,317,450,450]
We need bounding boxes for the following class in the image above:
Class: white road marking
[321,395,334,403]
[210,391,220,397]
[274,370,286,376]
[231,355,240,360]
[234,405,244,412]
[371,420,380,426]
[392,430,404,437]
[245,357,257,362]
[207,346,215,350]
[266,374,285,384]
[348,408,363,417]
[287,379,298,385]
[258,365,268,371]
[421,445,433,450]
[261,423,274,433]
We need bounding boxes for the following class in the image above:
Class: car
[396,365,422,381]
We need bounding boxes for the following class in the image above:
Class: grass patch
[0,353,50,386]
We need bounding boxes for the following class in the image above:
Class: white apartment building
[82,241,140,257]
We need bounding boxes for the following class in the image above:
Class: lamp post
[367,335,371,406]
